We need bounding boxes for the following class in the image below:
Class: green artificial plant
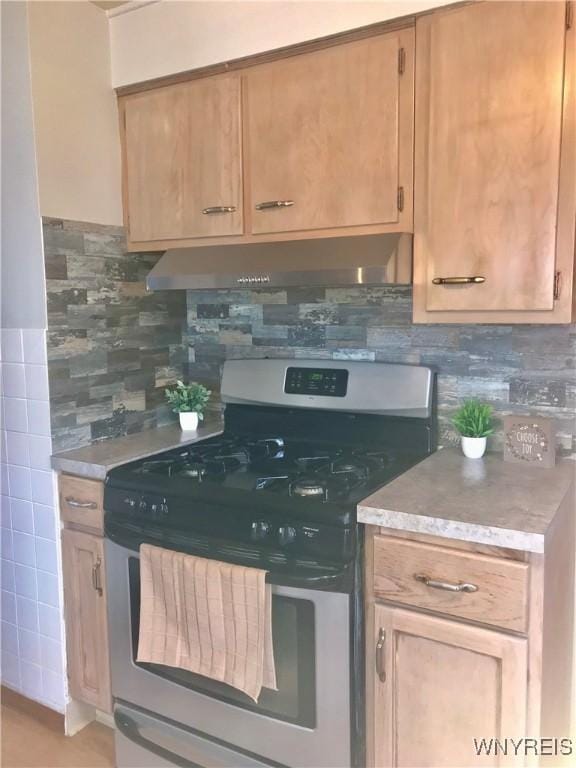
[452,399,494,438]
[165,380,211,420]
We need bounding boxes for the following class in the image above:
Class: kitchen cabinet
[120,74,243,245]
[371,603,527,768]
[413,1,576,323]
[59,475,111,713]
[118,27,414,250]
[245,30,414,237]
[365,500,574,768]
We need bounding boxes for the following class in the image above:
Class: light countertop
[358,448,575,553]
[51,415,224,480]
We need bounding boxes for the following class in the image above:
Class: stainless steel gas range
[104,359,436,768]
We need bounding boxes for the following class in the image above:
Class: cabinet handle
[92,557,103,596]
[65,497,97,510]
[432,276,485,285]
[415,574,478,593]
[375,628,386,683]
[255,200,294,211]
[202,206,237,215]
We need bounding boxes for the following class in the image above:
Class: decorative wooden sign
[503,415,556,468]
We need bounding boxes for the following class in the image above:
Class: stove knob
[251,520,271,541]
[160,499,169,516]
[139,499,148,513]
[278,525,297,546]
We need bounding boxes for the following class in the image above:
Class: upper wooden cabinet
[413,1,575,323]
[118,28,414,250]
[120,74,243,244]
[244,31,414,236]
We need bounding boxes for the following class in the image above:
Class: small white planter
[179,412,199,432]
[461,436,487,459]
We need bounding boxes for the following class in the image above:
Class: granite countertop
[51,415,224,480]
[358,448,575,553]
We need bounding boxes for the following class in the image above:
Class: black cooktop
[125,434,400,504]
[104,404,435,571]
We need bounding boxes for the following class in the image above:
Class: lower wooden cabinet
[366,510,574,768]
[61,528,111,712]
[371,603,527,768]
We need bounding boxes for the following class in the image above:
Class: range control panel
[284,367,349,398]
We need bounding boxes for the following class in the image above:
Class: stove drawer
[372,535,529,633]
[59,474,104,533]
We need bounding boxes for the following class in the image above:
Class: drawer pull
[375,628,386,683]
[432,276,485,286]
[415,574,478,593]
[255,200,294,211]
[65,497,97,510]
[92,557,103,596]
[202,206,237,215]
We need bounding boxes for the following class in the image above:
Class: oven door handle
[115,709,202,768]
[268,569,349,590]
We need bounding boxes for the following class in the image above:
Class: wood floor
[1,691,114,768]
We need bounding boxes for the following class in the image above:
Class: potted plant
[452,399,494,459]
[165,380,211,432]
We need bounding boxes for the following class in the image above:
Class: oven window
[128,557,316,728]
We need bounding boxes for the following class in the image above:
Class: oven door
[106,539,352,768]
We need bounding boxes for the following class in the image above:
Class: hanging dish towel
[137,543,277,702]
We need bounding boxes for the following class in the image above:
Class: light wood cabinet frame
[118,23,415,252]
[413,1,576,324]
[365,476,575,768]
[61,529,111,713]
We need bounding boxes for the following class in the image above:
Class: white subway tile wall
[0,328,66,711]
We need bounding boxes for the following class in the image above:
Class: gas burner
[290,478,327,499]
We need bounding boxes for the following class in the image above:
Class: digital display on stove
[284,367,348,397]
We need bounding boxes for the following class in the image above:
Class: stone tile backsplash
[42,217,575,457]
[185,287,576,455]
[43,218,187,452]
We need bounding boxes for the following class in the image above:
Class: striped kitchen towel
[136,543,277,701]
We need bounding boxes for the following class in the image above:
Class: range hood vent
[146,234,412,291]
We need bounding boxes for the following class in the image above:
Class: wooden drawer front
[59,475,104,533]
[372,535,529,633]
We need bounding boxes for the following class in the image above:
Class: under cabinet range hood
[146,234,412,291]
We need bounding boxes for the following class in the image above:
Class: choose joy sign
[503,415,556,468]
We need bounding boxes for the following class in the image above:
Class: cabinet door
[62,529,111,712]
[122,75,243,243]
[246,31,413,235]
[414,1,572,318]
[371,604,527,768]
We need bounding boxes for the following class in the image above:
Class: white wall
[0,1,46,330]
[109,0,453,87]
[27,0,123,226]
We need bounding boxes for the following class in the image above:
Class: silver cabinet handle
[202,206,237,215]
[432,276,485,285]
[65,497,97,510]
[255,200,294,210]
[415,574,478,593]
[92,557,103,596]
[375,628,386,682]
